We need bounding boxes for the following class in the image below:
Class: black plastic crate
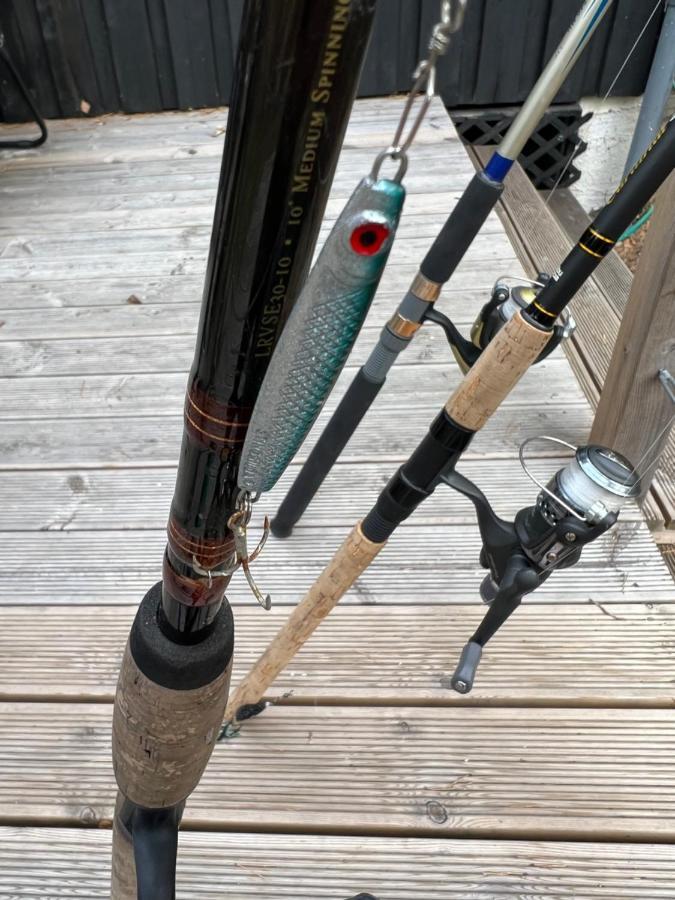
[451,103,592,190]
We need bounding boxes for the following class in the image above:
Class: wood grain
[590,172,675,496]
[3,827,675,898]
[0,457,644,532]
[0,520,669,606]
[0,99,672,882]
[1,602,674,708]
[3,703,675,841]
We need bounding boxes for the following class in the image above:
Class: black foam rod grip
[420,172,503,285]
[272,369,383,537]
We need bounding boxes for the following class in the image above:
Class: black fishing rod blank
[109,2,377,896]
[271,0,615,537]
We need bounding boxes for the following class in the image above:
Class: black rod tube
[162,0,377,634]
[272,369,382,536]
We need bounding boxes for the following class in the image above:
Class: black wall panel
[0,0,663,123]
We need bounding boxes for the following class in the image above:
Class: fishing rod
[223,115,675,728]
[269,0,615,538]
[109,2,377,896]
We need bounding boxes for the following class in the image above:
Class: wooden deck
[1,98,674,897]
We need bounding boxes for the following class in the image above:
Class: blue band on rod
[483,152,514,183]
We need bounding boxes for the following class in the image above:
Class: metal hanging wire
[372,0,466,177]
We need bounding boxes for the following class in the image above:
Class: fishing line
[621,409,675,486]
[544,0,664,205]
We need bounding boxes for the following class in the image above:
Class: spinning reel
[441,437,640,694]
[424,274,576,373]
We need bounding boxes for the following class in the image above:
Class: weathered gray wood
[0,356,586,419]
[590,173,675,501]
[3,828,674,898]
[0,520,668,606]
[0,459,644,532]
[0,402,596,468]
[0,100,672,879]
[0,602,671,706]
[2,703,675,841]
[0,198,504,238]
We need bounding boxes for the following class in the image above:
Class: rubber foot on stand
[449,641,483,694]
[217,700,269,741]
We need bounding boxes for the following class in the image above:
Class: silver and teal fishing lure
[238,2,464,496]
[238,170,405,494]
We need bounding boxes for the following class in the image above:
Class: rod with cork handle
[224,116,675,728]
[109,2,377,895]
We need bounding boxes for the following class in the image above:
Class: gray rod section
[499,0,614,163]
[624,0,675,175]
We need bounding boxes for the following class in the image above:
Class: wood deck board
[1,703,675,841]
[1,98,673,885]
[0,603,672,707]
[0,458,645,531]
[0,520,668,606]
[3,829,675,899]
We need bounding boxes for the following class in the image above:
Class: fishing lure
[238,170,405,494]
[237,0,466,495]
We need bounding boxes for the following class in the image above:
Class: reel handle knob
[449,640,482,694]
[479,572,498,603]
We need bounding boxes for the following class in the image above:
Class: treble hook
[228,506,272,610]
[191,492,272,610]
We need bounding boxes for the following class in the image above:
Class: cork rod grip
[225,522,385,722]
[446,311,552,431]
[112,644,232,808]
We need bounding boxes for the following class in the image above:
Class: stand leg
[448,558,539,693]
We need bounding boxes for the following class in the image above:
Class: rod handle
[420,172,503,284]
[272,370,385,537]
[225,522,385,722]
[445,310,552,431]
[112,585,233,809]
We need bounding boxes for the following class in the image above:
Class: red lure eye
[349,222,390,256]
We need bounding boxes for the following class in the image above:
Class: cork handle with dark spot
[225,522,384,722]
[111,607,232,899]
[113,644,232,808]
[446,311,552,431]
